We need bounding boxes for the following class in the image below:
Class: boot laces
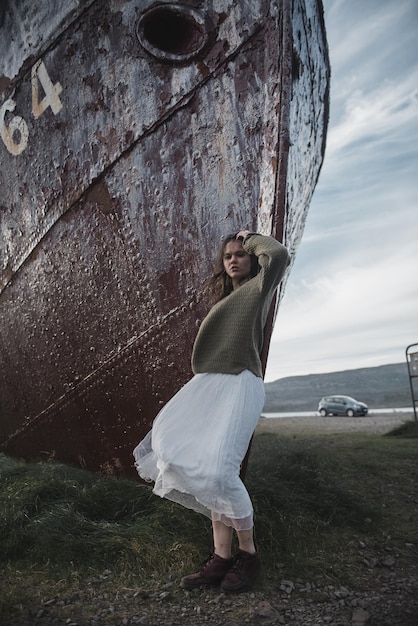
[229,552,245,574]
[200,553,216,570]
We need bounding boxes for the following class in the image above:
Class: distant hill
[263,362,412,412]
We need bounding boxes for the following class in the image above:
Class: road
[257,410,416,436]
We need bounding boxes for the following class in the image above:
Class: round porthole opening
[136,4,210,63]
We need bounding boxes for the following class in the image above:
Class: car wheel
[319,408,327,416]
[346,409,354,417]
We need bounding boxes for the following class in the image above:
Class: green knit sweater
[191,233,290,378]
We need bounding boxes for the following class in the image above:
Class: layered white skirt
[133,370,265,530]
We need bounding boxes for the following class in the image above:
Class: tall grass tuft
[0,454,212,581]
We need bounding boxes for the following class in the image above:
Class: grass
[1,421,417,621]
[384,419,418,438]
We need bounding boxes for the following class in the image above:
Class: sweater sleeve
[242,233,290,297]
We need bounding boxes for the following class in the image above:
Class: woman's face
[223,240,252,289]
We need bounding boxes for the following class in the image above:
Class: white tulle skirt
[133,370,265,530]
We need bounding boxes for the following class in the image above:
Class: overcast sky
[265,0,418,382]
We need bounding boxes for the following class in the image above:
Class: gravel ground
[9,549,418,626]
[13,567,418,626]
[6,412,418,626]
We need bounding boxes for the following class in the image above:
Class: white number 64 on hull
[0,60,63,156]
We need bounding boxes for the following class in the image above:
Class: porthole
[136,4,211,63]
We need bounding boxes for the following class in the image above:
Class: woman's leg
[220,525,260,593]
[180,517,233,589]
[235,527,256,554]
[212,518,233,559]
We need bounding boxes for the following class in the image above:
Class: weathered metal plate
[0,0,329,477]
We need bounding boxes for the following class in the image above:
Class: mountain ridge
[263,362,412,412]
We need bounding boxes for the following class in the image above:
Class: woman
[133,230,290,593]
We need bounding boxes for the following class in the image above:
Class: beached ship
[0,0,329,478]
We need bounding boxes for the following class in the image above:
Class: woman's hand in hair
[236,230,251,241]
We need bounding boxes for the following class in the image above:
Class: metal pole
[405,343,418,422]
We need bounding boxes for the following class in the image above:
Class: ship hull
[0,0,329,477]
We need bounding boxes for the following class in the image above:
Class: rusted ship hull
[0,0,329,478]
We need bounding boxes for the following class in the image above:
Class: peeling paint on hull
[0,0,330,478]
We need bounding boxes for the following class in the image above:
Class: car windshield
[325,396,354,402]
[321,396,360,403]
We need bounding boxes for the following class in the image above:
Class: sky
[265,0,418,382]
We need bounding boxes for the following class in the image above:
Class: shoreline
[256,410,416,435]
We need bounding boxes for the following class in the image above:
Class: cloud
[325,0,417,87]
[268,253,416,379]
[326,73,418,162]
[279,243,415,334]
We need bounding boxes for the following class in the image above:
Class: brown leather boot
[220,549,261,593]
[180,553,234,590]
